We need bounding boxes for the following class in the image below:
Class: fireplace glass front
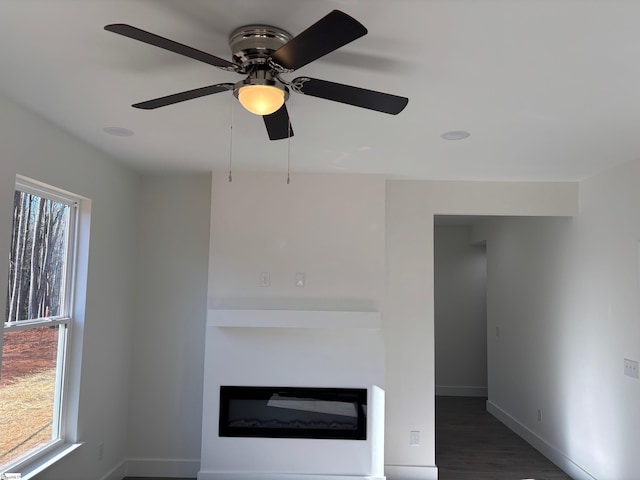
[219,386,367,440]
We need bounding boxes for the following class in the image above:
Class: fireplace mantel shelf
[207,309,381,329]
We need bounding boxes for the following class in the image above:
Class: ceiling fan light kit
[230,25,291,116]
[105,10,408,140]
[234,75,289,116]
[236,83,286,116]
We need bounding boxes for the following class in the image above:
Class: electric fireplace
[219,386,367,440]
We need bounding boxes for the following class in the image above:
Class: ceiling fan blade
[263,104,294,140]
[105,24,238,71]
[132,83,234,110]
[292,77,408,115]
[270,10,367,71]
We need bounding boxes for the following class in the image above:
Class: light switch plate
[624,358,639,379]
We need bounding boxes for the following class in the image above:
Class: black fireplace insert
[219,386,367,440]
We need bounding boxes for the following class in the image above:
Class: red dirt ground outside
[1,327,58,386]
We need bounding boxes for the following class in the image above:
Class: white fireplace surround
[198,309,386,480]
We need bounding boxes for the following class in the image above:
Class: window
[0,178,80,474]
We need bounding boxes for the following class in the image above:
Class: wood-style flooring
[436,396,573,480]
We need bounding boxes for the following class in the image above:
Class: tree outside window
[1,180,77,474]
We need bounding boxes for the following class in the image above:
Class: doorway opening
[433,215,573,480]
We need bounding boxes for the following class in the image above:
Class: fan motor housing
[229,25,292,70]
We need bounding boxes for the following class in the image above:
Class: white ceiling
[2,0,640,180]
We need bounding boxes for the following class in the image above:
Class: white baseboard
[98,460,126,480]
[125,457,200,477]
[486,400,597,480]
[435,385,487,397]
[197,474,384,480]
[122,460,437,480]
[384,465,438,480]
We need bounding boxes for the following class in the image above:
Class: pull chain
[228,97,234,182]
[286,112,291,184]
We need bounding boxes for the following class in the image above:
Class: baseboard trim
[126,457,200,478]
[98,460,125,480]
[123,460,438,480]
[435,385,487,397]
[384,465,438,480]
[486,400,597,480]
[197,474,384,480]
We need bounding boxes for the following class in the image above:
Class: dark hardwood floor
[436,396,573,480]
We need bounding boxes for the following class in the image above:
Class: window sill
[11,442,83,480]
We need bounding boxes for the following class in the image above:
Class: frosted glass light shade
[238,85,285,115]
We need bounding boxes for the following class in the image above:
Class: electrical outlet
[624,358,639,379]
[260,272,270,287]
[410,430,420,446]
[295,272,305,287]
[537,409,542,422]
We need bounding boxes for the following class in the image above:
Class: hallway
[436,396,572,480]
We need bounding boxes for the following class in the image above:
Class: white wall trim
[208,309,381,329]
[98,460,126,480]
[384,465,438,480]
[435,385,487,397]
[486,401,597,480]
[197,474,384,480]
[125,457,200,478]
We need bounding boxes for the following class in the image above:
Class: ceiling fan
[105,10,409,140]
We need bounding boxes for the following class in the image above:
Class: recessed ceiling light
[441,130,470,141]
[104,126,134,137]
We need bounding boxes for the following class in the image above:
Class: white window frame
[1,176,87,477]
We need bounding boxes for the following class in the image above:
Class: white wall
[204,172,386,478]
[141,173,579,479]
[434,226,487,397]
[0,94,139,480]
[199,175,580,479]
[208,173,385,311]
[479,159,640,480]
[384,180,578,478]
[126,174,211,477]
